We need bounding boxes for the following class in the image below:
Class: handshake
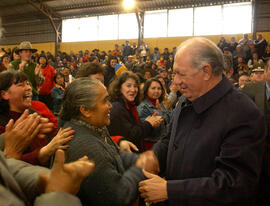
[136,150,160,174]
[136,151,168,204]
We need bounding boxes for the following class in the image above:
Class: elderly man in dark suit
[138,37,266,206]
[241,60,270,206]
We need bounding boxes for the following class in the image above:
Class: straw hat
[16,41,37,54]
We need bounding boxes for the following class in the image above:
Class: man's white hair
[176,37,225,76]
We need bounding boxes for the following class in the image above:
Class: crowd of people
[0,33,269,206]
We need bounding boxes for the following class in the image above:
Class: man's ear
[1,90,9,101]
[79,106,92,118]
[202,64,213,81]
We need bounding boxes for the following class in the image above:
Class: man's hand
[38,150,94,195]
[136,151,160,174]
[139,170,168,204]
[4,112,41,159]
[119,140,139,153]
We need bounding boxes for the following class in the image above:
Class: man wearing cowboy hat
[8,41,44,100]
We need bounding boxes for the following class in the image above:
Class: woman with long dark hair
[108,71,163,151]
[137,78,171,150]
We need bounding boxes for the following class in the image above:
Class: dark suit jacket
[241,81,266,114]
[241,81,270,205]
[153,76,266,206]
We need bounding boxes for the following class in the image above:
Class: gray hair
[59,77,102,121]
[176,37,225,76]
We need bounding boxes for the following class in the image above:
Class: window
[223,3,252,34]
[144,10,167,38]
[98,15,118,40]
[168,8,193,37]
[62,19,80,42]
[119,13,138,39]
[62,17,98,42]
[62,2,252,42]
[79,17,98,41]
[194,6,223,36]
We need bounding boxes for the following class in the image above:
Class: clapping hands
[4,110,41,159]
[145,111,163,128]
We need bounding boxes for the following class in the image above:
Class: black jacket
[153,76,266,206]
[108,98,153,150]
[104,66,115,87]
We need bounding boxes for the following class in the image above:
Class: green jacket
[8,60,44,96]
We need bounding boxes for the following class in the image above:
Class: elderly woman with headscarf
[58,77,159,206]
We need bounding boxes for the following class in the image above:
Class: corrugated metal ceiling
[0,0,251,23]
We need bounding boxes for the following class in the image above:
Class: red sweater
[31,100,58,138]
[0,101,58,165]
[0,110,49,165]
[38,64,55,95]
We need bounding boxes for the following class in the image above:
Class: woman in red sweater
[37,54,55,109]
[0,71,73,166]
